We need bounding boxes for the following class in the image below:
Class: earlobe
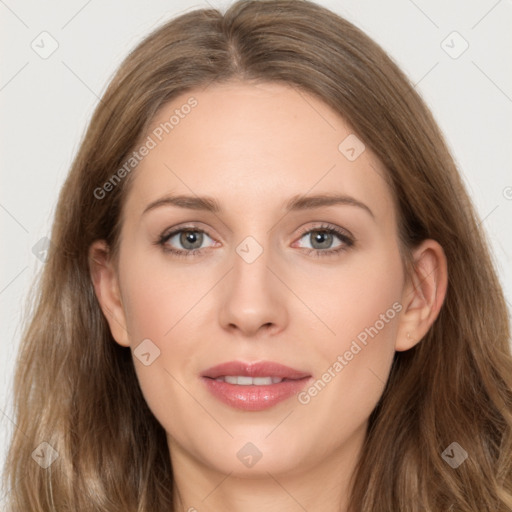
[395,239,448,352]
[88,240,130,347]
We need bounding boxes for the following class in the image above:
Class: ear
[395,239,448,351]
[88,240,130,347]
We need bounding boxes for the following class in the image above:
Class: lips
[201,360,312,411]
[201,360,311,380]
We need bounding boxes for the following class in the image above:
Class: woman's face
[97,81,417,478]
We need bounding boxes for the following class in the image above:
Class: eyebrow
[142,193,374,218]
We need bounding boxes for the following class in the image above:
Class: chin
[191,434,310,477]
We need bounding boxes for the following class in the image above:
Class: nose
[218,243,289,338]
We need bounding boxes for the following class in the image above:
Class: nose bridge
[217,233,289,335]
[231,233,276,306]
[232,235,270,293]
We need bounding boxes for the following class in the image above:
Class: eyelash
[155,223,355,259]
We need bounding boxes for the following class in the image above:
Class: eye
[157,227,217,257]
[293,224,354,257]
[156,223,355,259]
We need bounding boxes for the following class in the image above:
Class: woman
[3,0,511,510]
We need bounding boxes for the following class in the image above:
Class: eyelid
[158,223,218,248]
[159,221,217,239]
[294,222,354,242]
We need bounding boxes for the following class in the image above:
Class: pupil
[312,231,332,249]
[181,231,202,249]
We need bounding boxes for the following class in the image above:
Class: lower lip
[202,377,311,411]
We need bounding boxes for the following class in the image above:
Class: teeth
[214,376,284,385]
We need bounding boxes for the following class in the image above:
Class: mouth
[208,376,297,385]
[201,360,312,411]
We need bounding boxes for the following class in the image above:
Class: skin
[90,80,447,512]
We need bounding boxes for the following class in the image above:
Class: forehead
[124,80,395,225]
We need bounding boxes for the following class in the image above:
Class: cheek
[116,252,211,419]
[118,253,204,343]
[297,246,403,434]
[118,266,201,437]
[301,240,404,361]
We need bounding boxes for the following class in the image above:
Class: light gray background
[1,0,511,493]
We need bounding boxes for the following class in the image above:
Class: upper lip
[201,360,311,380]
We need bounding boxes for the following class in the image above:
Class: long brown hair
[3,1,511,510]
